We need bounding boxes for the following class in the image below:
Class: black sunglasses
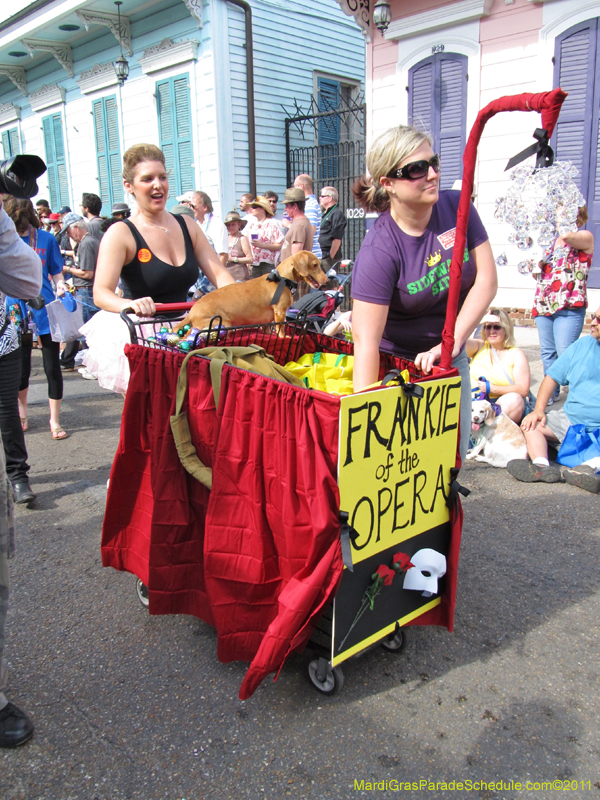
[387,154,441,181]
[484,324,503,332]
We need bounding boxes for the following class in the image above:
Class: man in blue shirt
[508,306,600,492]
[294,174,322,258]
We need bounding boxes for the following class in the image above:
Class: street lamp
[113,2,130,85]
[373,0,392,35]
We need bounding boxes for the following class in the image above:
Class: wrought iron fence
[284,97,366,263]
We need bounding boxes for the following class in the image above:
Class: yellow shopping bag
[284,351,355,395]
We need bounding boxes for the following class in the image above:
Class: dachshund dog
[174,250,328,337]
[466,399,528,468]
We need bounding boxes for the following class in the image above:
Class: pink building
[337,0,600,310]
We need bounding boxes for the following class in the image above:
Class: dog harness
[267,269,297,305]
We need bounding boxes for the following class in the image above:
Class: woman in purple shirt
[351,125,497,460]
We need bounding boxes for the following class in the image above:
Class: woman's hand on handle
[414,340,460,374]
[129,296,156,317]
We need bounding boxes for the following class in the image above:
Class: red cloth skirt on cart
[101,340,462,699]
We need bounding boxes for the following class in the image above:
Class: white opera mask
[403,549,447,597]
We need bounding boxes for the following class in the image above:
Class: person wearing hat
[176,191,195,205]
[466,308,531,423]
[47,212,61,238]
[59,213,100,374]
[244,195,284,278]
[170,203,195,219]
[279,187,313,263]
[111,202,130,220]
[223,211,253,282]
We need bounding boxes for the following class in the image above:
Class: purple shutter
[553,19,600,289]
[409,53,467,191]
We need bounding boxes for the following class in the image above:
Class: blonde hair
[483,308,516,348]
[122,144,166,184]
[352,125,432,212]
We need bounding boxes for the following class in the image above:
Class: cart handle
[440,87,568,370]
[119,302,196,342]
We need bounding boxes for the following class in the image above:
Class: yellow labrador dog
[174,250,327,337]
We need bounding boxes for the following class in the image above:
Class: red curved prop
[440,88,568,369]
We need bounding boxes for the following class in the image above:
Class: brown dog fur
[174,250,328,336]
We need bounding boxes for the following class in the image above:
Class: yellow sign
[338,375,460,564]
[333,375,461,664]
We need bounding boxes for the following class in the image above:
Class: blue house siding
[228,2,251,205]
[216,0,365,210]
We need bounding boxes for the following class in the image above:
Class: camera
[0,155,47,199]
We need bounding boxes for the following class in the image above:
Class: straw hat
[249,195,274,216]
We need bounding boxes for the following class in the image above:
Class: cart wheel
[136,579,149,608]
[381,628,406,653]
[308,658,344,695]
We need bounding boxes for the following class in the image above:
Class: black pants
[60,339,80,369]
[19,333,63,400]
[251,262,273,279]
[0,347,30,485]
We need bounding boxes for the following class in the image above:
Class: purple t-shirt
[351,190,488,358]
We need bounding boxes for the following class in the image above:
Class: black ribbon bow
[339,510,360,572]
[266,269,298,305]
[505,128,554,172]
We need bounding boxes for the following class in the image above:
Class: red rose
[392,551,414,573]
[374,564,395,586]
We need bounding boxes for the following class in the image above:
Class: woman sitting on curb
[466,308,531,423]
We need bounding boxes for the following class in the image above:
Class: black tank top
[119,214,199,303]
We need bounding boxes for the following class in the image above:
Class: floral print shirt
[244,217,284,267]
[532,241,593,318]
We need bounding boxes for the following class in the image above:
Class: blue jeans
[535,308,586,394]
[76,285,99,325]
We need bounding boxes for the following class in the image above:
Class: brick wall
[505,308,594,333]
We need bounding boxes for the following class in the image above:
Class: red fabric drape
[101,340,463,698]
[440,88,568,369]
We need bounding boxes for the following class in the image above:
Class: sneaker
[79,368,97,380]
[507,459,563,483]
[560,464,600,493]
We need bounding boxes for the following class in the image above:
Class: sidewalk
[513,324,543,393]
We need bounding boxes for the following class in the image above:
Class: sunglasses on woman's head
[386,154,441,181]
[484,324,503,332]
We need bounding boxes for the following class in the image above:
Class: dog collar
[267,269,297,305]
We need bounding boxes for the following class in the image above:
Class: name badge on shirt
[437,228,456,250]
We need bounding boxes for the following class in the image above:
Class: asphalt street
[1,337,599,800]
